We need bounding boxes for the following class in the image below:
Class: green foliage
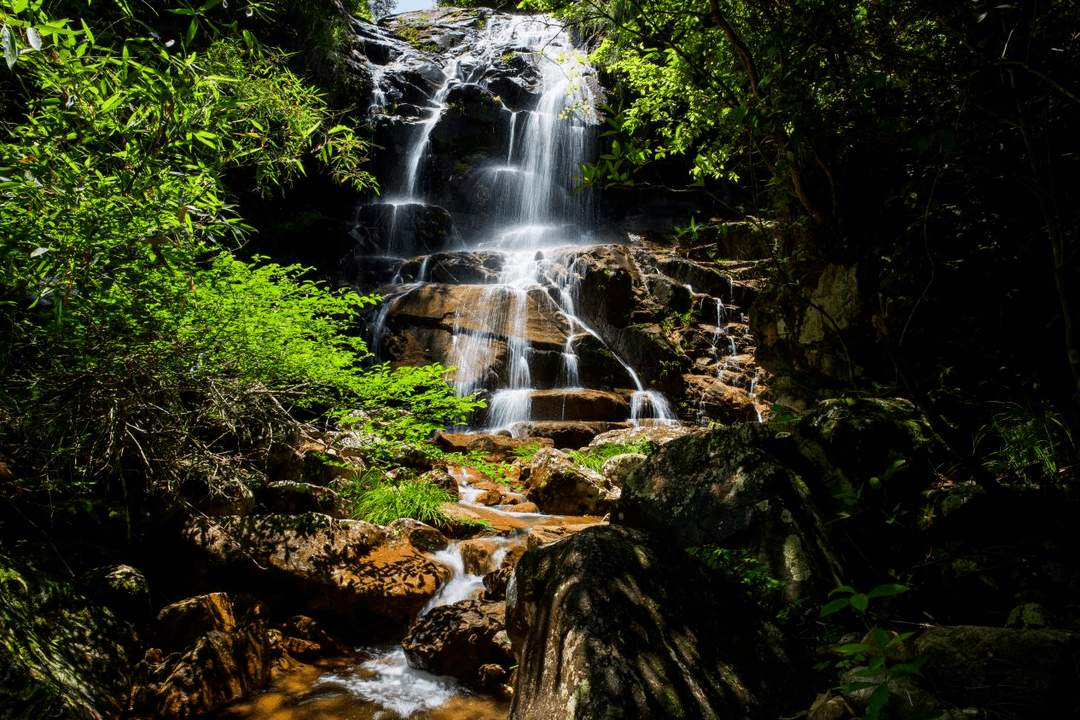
[510,441,543,462]
[350,477,455,526]
[0,1,479,515]
[976,401,1078,478]
[818,584,928,720]
[339,365,486,463]
[688,545,784,604]
[569,439,656,472]
[819,584,909,619]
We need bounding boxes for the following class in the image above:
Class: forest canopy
[521,0,1079,417]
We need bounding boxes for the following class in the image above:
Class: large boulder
[130,594,272,719]
[180,512,448,636]
[0,562,134,720]
[525,447,616,516]
[506,524,806,720]
[401,599,514,685]
[751,263,875,407]
[915,625,1080,714]
[617,422,844,603]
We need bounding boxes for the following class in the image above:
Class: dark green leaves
[819,583,908,617]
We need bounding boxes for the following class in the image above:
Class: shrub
[351,478,455,526]
[569,439,657,472]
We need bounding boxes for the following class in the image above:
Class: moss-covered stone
[506,525,805,720]
[0,559,134,719]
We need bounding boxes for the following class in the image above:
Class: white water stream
[360,13,679,432]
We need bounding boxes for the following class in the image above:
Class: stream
[210,469,578,719]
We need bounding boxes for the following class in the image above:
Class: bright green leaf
[867,584,908,599]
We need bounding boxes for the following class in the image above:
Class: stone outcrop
[401,599,514,686]
[617,422,845,603]
[0,562,135,720]
[751,263,872,408]
[505,420,632,449]
[506,524,806,720]
[129,593,272,719]
[180,512,448,635]
[524,447,616,516]
[915,625,1080,715]
[432,431,553,459]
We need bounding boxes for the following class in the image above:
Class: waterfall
[355,11,679,432]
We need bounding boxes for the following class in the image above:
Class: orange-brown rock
[525,447,616,515]
[433,432,553,460]
[131,594,272,719]
[402,599,513,686]
[180,513,448,635]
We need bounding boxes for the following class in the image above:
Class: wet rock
[460,538,503,575]
[506,524,805,720]
[484,545,526,601]
[429,83,502,158]
[401,250,505,284]
[526,388,632,422]
[618,422,844,603]
[525,447,616,516]
[389,517,449,553]
[433,431,552,459]
[683,370,766,424]
[401,599,513,685]
[155,593,236,654]
[132,596,272,719]
[180,512,448,635]
[508,421,631,449]
[504,501,539,513]
[352,203,455,258]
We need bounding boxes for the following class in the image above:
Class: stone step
[505,420,634,449]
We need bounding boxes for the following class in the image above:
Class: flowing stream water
[211,469,567,720]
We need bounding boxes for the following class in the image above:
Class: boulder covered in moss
[0,560,135,719]
[506,524,806,720]
[617,422,844,604]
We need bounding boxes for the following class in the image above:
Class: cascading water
[354,10,678,433]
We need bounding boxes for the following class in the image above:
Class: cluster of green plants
[569,439,657,472]
[346,473,456,527]
[0,0,481,523]
[660,309,697,334]
[975,400,1078,479]
[816,584,929,720]
[688,545,785,603]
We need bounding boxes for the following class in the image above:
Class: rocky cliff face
[337,8,769,440]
